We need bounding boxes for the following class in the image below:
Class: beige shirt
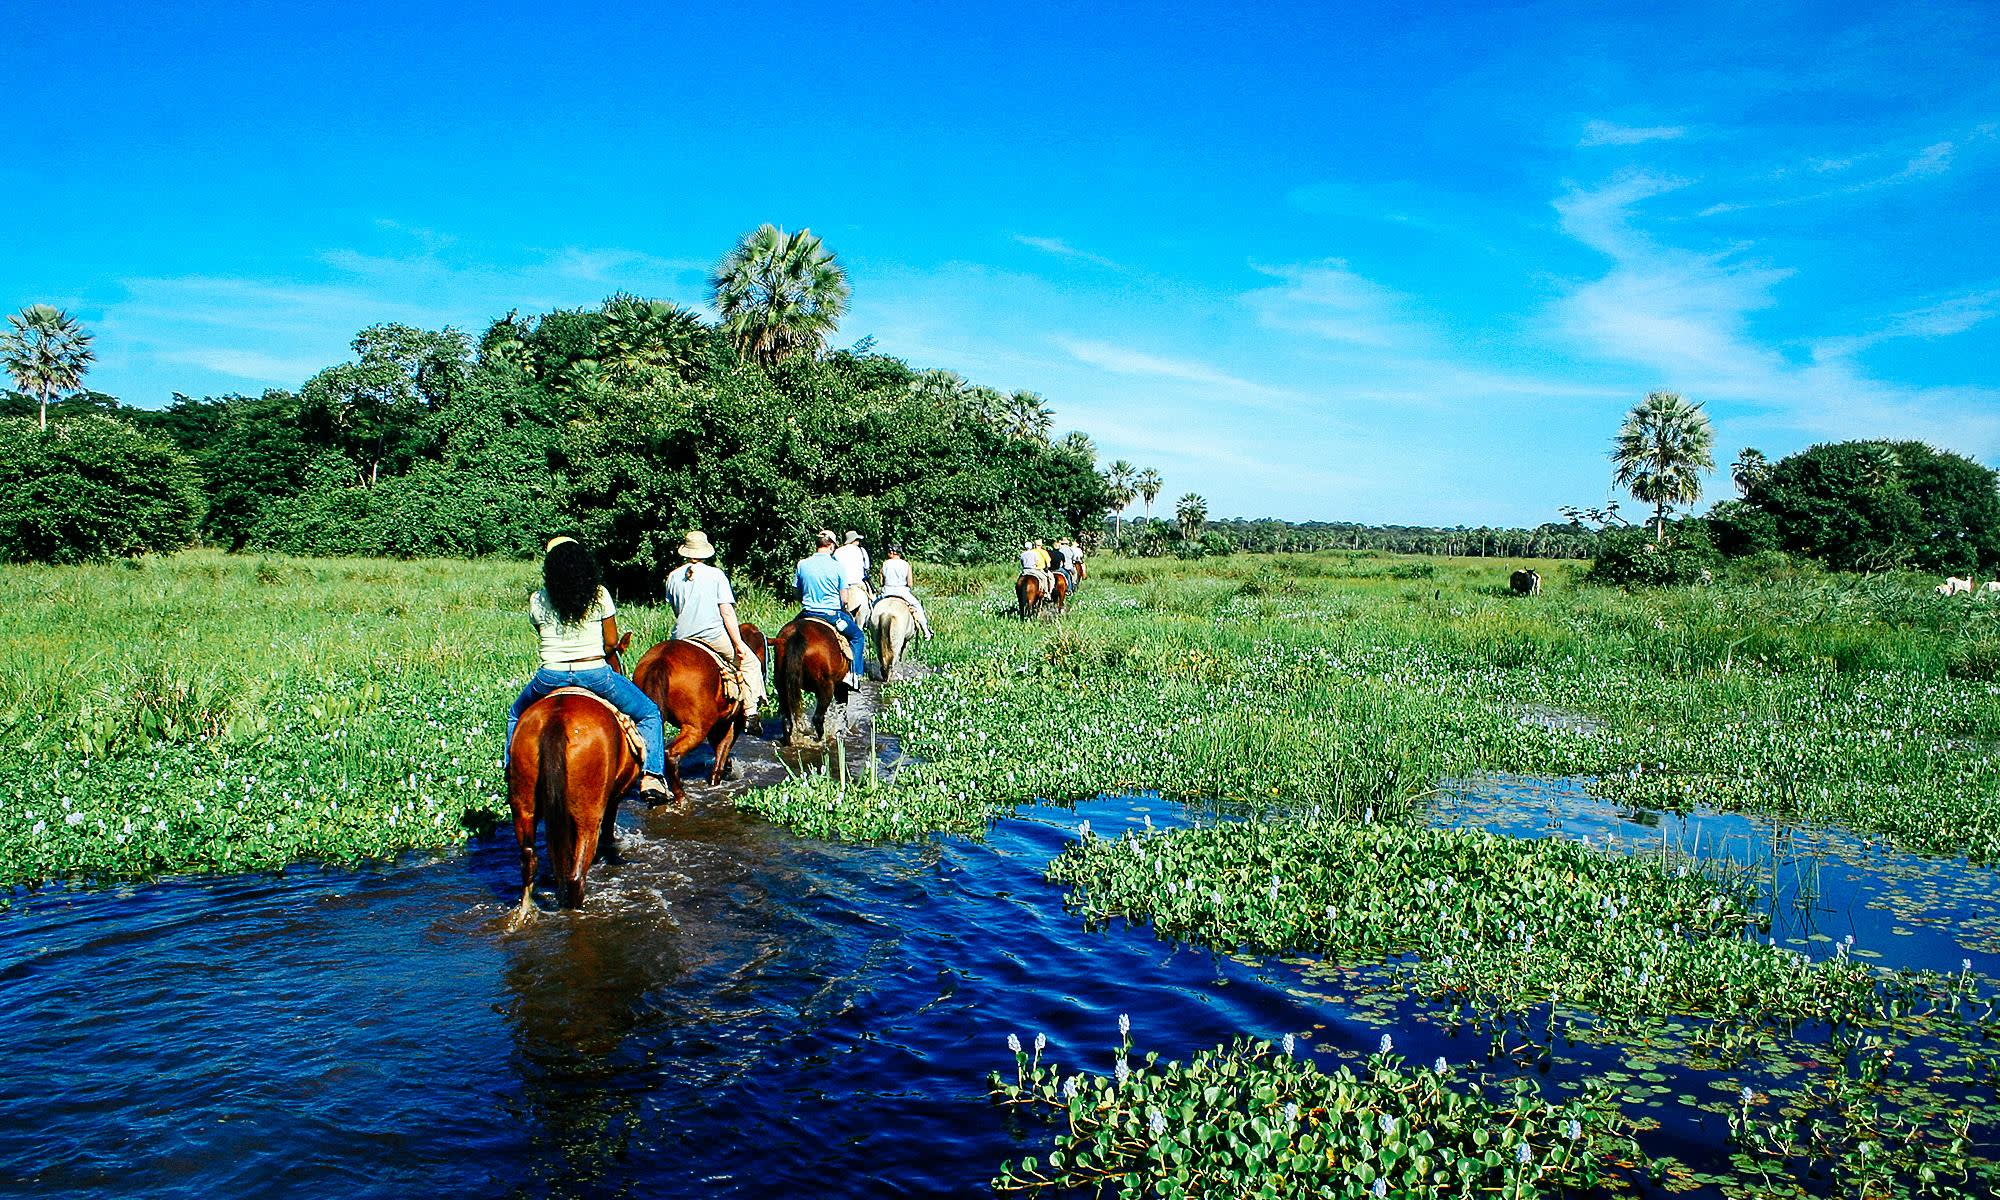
[529,585,615,669]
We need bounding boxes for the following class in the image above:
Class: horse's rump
[539,686,645,759]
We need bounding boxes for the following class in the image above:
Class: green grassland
[1,549,1995,891]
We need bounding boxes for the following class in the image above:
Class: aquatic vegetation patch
[1049,817,1913,1026]
[991,1031,1647,1198]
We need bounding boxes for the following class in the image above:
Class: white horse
[869,595,918,681]
[1939,576,1973,596]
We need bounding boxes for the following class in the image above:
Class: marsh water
[5,707,2000,1196]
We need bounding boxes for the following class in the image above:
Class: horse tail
[779,626,806,734]
[536,717,577,908]
[1017,574,1032,620]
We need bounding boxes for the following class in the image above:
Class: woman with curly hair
[506,536,670,803]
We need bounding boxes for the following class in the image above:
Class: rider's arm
[601,616,624,673]
[719,601,748,657]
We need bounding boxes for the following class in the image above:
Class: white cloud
[1055,336,1280,395]
[1548,175,2000,457]
[1580,120,1689,147]
[1241,259,1411,347]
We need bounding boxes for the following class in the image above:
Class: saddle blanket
[544,687,646,760]
[679,638,746,703]
[1020,569,1056,592]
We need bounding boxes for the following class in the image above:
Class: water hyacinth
[991,1033,1643,1199]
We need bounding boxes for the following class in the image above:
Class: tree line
[0,225,1115,591]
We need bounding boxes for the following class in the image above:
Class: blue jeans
[506,666,666,776]
[803,608,865,676]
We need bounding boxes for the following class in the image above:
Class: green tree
[1003,390,1054,442]
[1175,492,1208,542]
[1104,459,1137,547]
[1059,431,1096,462]
[1137,468,1163,521]
[1751,440,2000,572]
[299,324,472,485]
[0,416,203,562]
[1611,391,1715,541]
[2,305,95,432]
[710,225,850,368]
[597,293,708,383]
[1731,447,1770,497]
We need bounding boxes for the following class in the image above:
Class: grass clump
[1049,818,1912,1027]
[991,1032,1645,1198]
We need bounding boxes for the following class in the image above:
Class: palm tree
[1059,430,1096,462]
[598,293,708,382]
[1612,391,1716,542]
[1002,390,1054,442]
[1105,459,1137,547]
[1730,448,1770,497]
[1175,492,1208,542]
[1136,468,1162,522]
[709,225,849,367]
[2,305,95,431]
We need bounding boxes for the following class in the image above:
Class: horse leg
[707,713,740,785]
[508,805,538,929]
[664,720,706,809]
[594,784,622,866]
[812,687,831,745]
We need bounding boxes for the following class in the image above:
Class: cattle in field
[1938,577,1973,596]
[1984,580,2000,595]
[1509,568,1542,596]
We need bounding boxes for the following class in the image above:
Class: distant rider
[507,535,670,802]
[797,529,867,691]
[663,529,766,719]
[877,544,933,639]
[833,529,873,622]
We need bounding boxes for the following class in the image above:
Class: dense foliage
[107,297,1108,590]
[1115,516,1600,559]
[1585,521,1720,587]
[0,416,204,563]
[1738,440,2000,573]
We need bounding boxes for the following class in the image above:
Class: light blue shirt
[795,552,844,613]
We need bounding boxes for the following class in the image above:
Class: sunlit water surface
[6,716,2000,1197]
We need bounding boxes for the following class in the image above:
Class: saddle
[543,687,646,760]
[801,612,845,637]
[1020,568,1056,592]
[679,638,746,703]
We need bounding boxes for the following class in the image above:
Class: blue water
[6,766,1998,1197]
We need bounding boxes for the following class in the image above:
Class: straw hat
[844,529,863,545]
[677,529,715,560]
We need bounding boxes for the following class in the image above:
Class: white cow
[1984,580,2000,595]
[1938,576,1973,596]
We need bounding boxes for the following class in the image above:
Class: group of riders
[504,526,1004,804]
[1019,536,1086,598]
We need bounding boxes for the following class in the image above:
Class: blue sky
[5,1,1996,525]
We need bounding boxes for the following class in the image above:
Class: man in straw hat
[796,528,866,690]
[664,529,765,718]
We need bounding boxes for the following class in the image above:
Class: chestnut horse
[774,615,852,745]
[1015,570,1069,619]
[631,624,769,806]
[506,691,640,924]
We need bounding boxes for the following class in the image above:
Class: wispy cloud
[1811,288,2000,362]
[1012,234,1121,269]
[1056,336,1276,394]
[1241,259,1411,347]
[1580,120,1689,147]
[1700,124,1993,216]
[1548,174,2000,455]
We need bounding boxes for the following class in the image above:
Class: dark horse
[506,690,640,924]
[1015,570,1069,619]
[631,624,769,806]
[773,615,852,745]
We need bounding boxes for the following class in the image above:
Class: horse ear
[616,632,633,652]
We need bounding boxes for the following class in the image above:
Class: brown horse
[631,624,769,806]
[1016,571,1069,619]
[506,691,640,924]
[774,615,852,745]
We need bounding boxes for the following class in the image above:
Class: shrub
[1586,522,1720,587]
[0,416,204,563]
[1752,440,2000,572]
[1707,498,1779,557]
